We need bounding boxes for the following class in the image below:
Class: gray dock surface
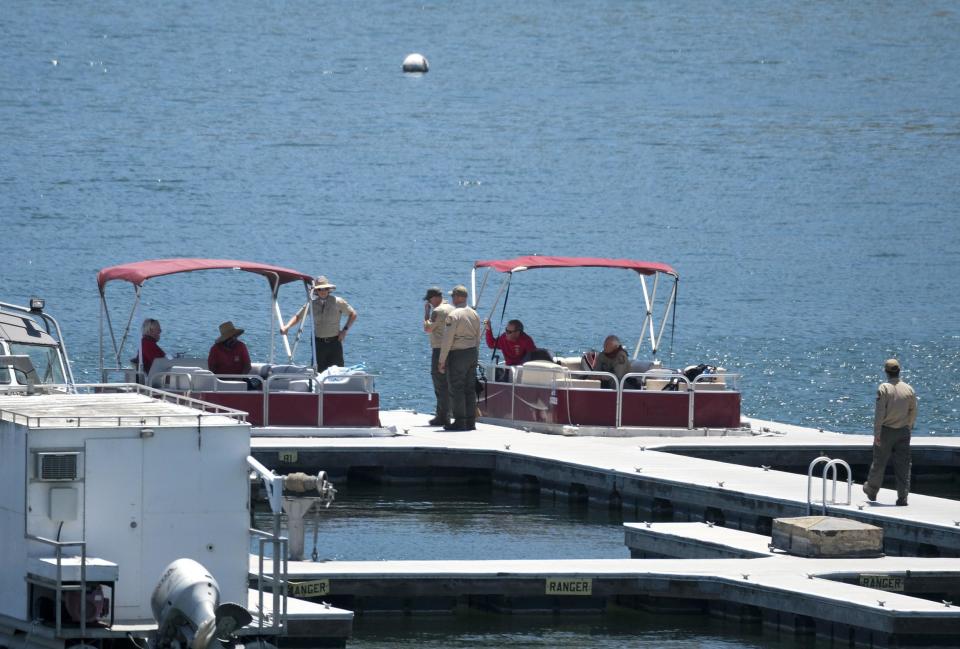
[252,410,960,556]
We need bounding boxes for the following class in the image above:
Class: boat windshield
[0,342,66,385]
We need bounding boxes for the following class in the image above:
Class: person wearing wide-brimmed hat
[281,275,357,372]
[208,321,251,376]
[438,285,481,431]
[423,286,454,426]
[863,358,918,506]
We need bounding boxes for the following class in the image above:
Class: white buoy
[402,53,429,73]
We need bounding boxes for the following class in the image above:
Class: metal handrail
[822,458,853,514]
[0,383,247,427]
[251,528,288,634]
[25,535,88,637]
[807,456,852,515]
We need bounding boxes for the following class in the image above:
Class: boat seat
[319,374,371,392]
[644,368,683,391]
[692,379,727,391]
[555,356,582,371]
[179,368,248,392]
[517,361,602,390]
[517,360,566,386]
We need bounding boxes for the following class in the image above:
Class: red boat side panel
[267,393,321,427]
[322,393,381,427]
[620,391,690,428]
[693,391,741,428]
[197,391,381,427]
[199,392,266,426]
[479,384,617,426]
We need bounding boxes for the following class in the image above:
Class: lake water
[4,1,960,646]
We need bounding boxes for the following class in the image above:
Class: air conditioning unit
[35,452,81,481]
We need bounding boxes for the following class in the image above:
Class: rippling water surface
[4,2,960,646]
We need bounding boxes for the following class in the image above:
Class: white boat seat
[319,374,371,392]
[555,356,582,371]
[518,360,566,386]
[517,361,602,389]
[692,380,727,391]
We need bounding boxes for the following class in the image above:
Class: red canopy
[474,256,678,278]
[97,258,313,291]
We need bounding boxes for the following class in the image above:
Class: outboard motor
[151,558,252,649]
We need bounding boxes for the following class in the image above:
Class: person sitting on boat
[484,319,537,366]
[595,335,630,388]
[281,275,357,373]
[130,318,165,375]
[208,321,252,379]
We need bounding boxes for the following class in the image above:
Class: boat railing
[0,383,248,428]
[621,371,741,429]
[23,534,94,638]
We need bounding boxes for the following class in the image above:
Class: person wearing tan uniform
[863,359,918,506]
[438,285,481,431]
[282,276,357,372]
[595,335,630,388]
[423,287,454,426]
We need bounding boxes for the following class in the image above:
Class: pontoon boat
[97,259,382,434]
[471,256,744,436]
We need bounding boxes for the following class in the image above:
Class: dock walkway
[252,411,960,556]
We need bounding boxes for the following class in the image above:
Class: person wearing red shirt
[131,318,165,374]
[208,321,252,376]
[484,319,537,366]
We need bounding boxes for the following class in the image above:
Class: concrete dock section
[252,411,960,557]
[248,411,960,647]
[252,554,960,647]
[246,587,352,647]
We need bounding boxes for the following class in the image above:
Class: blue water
[3,3,960,645]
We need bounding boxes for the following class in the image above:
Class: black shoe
[896,497,908,506]
[443,420,466,431]
[463,419,476,431]
[428,415,448,426]
[862,485,877,502]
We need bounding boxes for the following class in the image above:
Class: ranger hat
[423,286,443,301]
[884,358,901,373]
[216,321,244,344]
[450,285,468,297]
[312,276,336,290]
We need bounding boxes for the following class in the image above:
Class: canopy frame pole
[98,291,105,381]
[647,272,660,354]
[471,268,477,307]
[653,277,678,356]
[473,268,491,307]
[285,281,310,362]
[482,273,512,327]
[264,271,281,364]
[108,285,141,375]
[634,275,653,359]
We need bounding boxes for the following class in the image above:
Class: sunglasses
[505,328,519,334]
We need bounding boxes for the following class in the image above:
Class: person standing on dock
[863,359,918,506]
[438,285,481,431]
[281,276,357,373]
[423,286,454,426]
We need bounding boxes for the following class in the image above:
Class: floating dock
[252,411,960,557]
[254,550,960,647]
[248,411,960,647]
